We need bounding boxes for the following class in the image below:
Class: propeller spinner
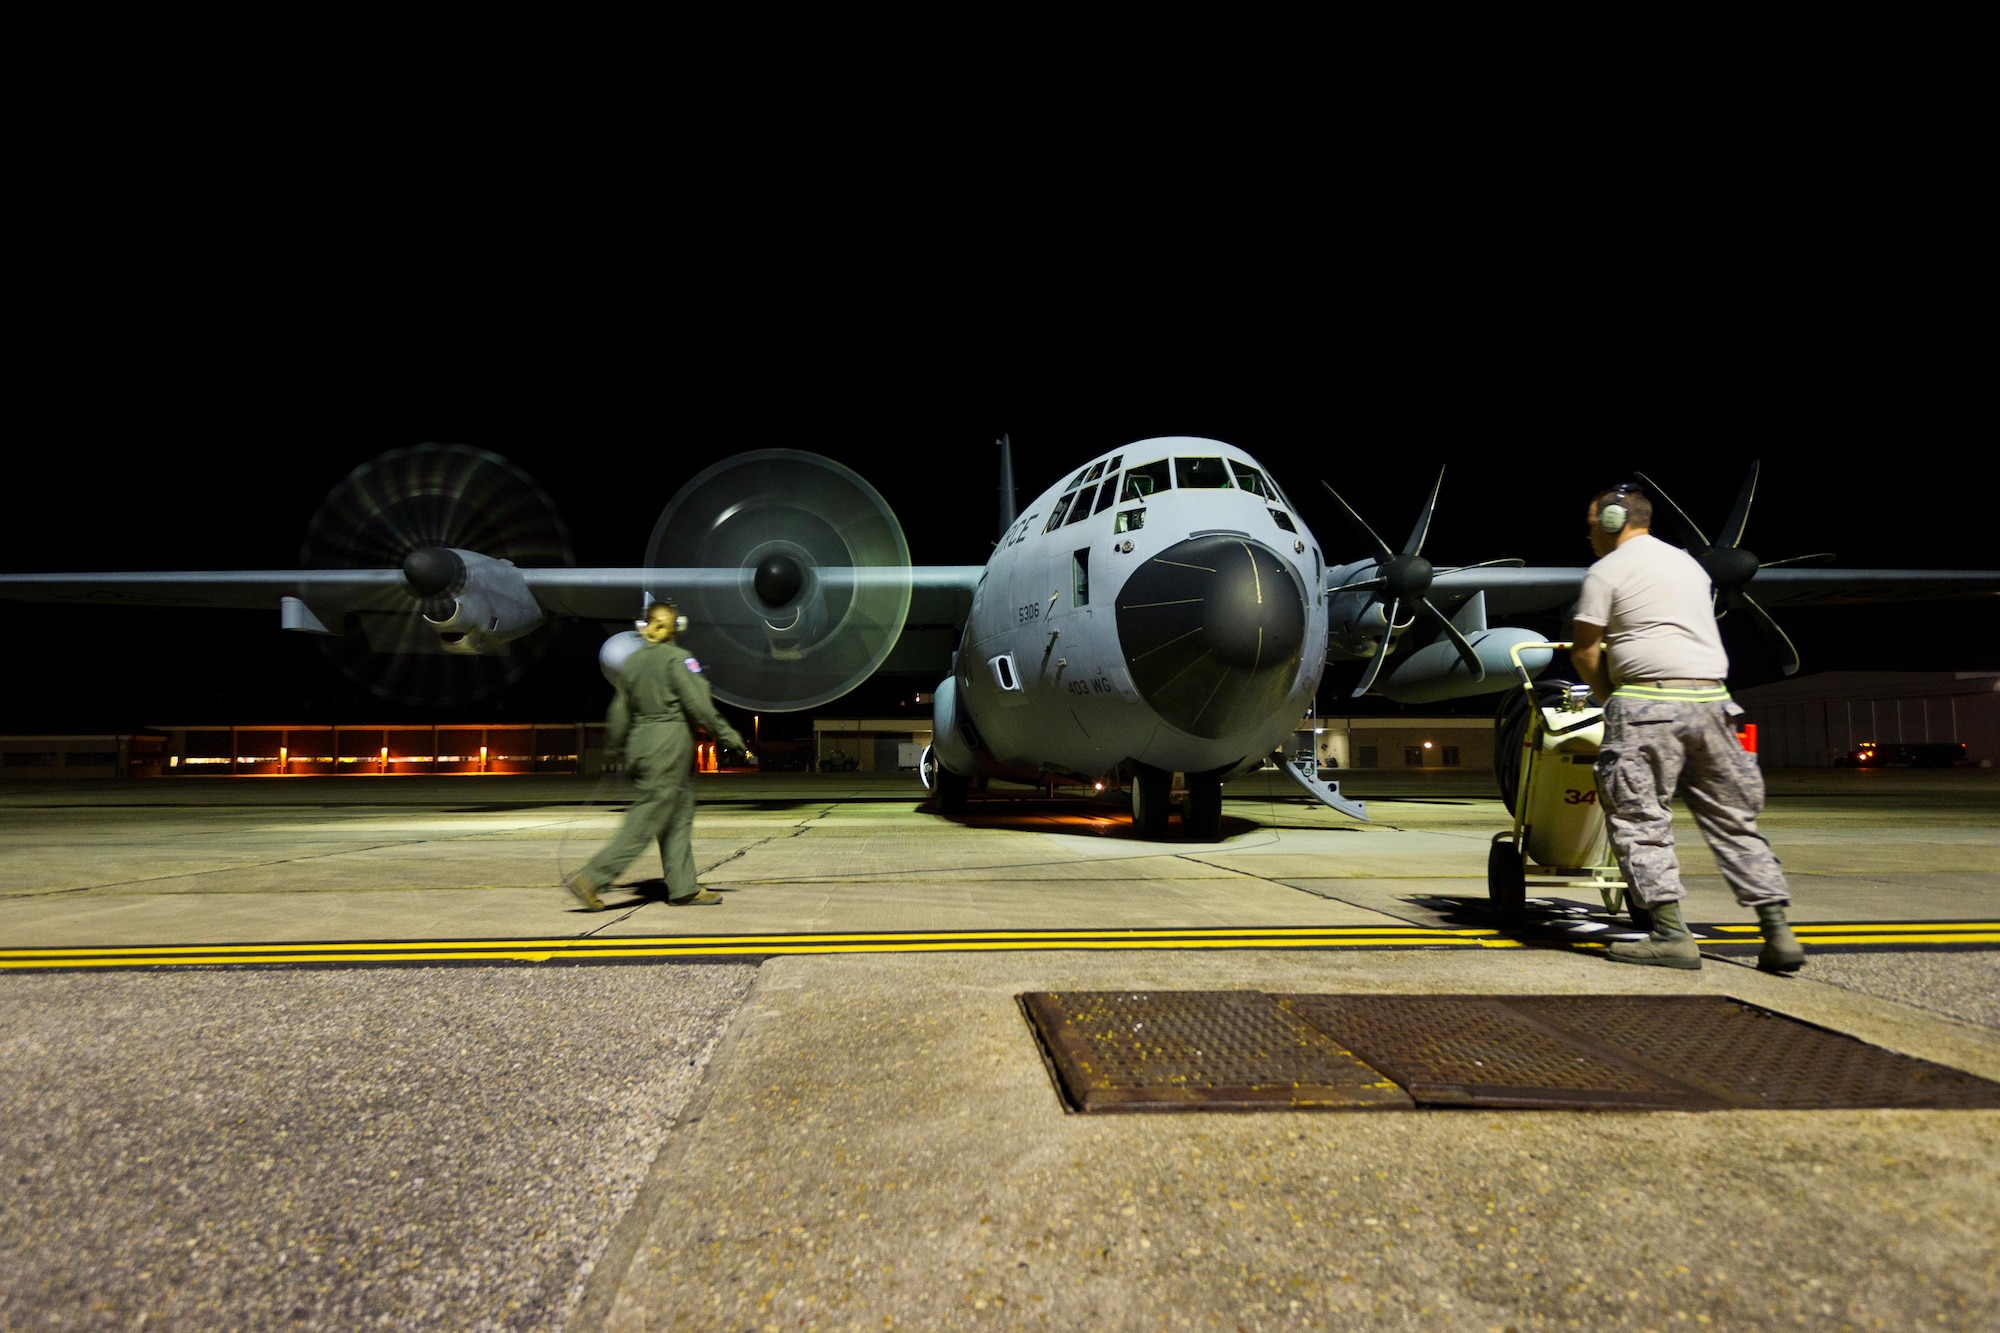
[1321,469,1521,697]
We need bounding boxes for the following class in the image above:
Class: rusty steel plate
[1278,995,1722,1110]
[1278,995,2000,1112]
[1019,991,1414,1113]
[1021,992,2000,1114]
[1507,995,2000,1111]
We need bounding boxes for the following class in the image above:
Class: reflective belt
[1613,682,1731,702]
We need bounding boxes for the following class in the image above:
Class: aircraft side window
[1114,507,1145,533]
[1072,548,1090,605]
[1175,457,1232,488]
[1084,460,1106,483]
[1121,460,1169,501]
[1092,474,1120,514]
[1269,508,1297,532]
[1064,483,1098,525]
[1230,461,1272,499]
[1265,473,1296,509]
[1043,494,1075,532]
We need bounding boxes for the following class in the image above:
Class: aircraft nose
[1115,536,1308,739]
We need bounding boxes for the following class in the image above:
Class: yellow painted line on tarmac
[1703,932,2000,947]
[0,926,1512,971]
[8,919,1986,973]
[1704,921,2000,934]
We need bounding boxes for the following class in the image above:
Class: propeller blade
[1429,557,1526,575]
[1417,597,1485,681]
[1402,468,1445,557]
[1759,552,1836,569]
[1351,598,1400,696]
[1327,577,1388,596]
[1319,481,1397,562]
[1633,470,1711,548]
[1718,458,1760,551]
[1738,591,1800,677]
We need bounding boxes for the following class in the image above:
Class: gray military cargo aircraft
[4,439,1997,841]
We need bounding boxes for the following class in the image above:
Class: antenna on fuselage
[997,433,1017,538]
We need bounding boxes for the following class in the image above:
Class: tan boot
[1606,900,1701,970]
[668,890,725,906]
[564,873,605,912]
[1755,902,1806,974]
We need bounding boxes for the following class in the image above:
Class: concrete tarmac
[1,768,1996,1330]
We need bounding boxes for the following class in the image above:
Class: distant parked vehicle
[819,746,859,773]
[1835,742,1969,768]
[754,740,812,772]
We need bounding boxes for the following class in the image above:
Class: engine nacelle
[929,675,981,777]
[1377,627,1553,704]
[420,550,545,655]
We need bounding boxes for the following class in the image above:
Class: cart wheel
[1487,840,1526,925]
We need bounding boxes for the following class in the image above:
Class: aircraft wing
[1420,565,2000,616]
[522,566,986,624]
[0,565,989,628]
[0,570,411,611]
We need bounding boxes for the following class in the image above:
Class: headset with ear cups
[1598,483,1638,534]
[638,608,690,643]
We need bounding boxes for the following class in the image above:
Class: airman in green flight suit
[566,601,748,910]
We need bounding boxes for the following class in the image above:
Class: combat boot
[1606,899,1701,970]
[668,890,725,906]
[1755,902,1806,974]
[564,873,605,912]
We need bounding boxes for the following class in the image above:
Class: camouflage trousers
[1594,693,1791,909]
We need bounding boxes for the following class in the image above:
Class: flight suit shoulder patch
[683,656,702,673]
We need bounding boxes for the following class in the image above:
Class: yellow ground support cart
[1487,641,1646,928]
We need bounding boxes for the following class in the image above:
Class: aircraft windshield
[1229,461,1273,499]
[1065,483,1099,524]
[1121,460,1170,501]
[1176,457,1232,488]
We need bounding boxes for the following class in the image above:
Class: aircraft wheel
[936,767,969,815]
[1130,765,1171,840]
[1487,839,1525,925]
[1185,775,1224,842]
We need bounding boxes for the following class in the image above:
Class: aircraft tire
[1130,765,1172,841]
[1185,775,1224,842]
[936,768,969,815]
[1487,839,1525,925]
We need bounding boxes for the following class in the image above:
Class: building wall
[1734,672,2000,766]
[1295,717,1496,771]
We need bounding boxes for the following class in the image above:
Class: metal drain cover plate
[1020,990,1414,1113]
[1020,992,2000,1113]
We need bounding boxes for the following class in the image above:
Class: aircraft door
[1043,543,1115,710]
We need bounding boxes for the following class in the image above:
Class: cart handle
[1509,640,1572,695]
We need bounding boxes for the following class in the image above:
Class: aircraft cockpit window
[1092,475,1120,514]
[1176,457,1232,488]
[1268,508,1297,533]
[1065,483,1099,524]
[1084,460,1106,483]
[1043,494,1075,532]
[1114,507,1145,533]
[1121,460,1170,501]
[1063,466,1091,493]
[1230,461,1273,499]
[1106,454,1121,472]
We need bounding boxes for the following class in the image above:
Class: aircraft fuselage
[950,438,1326,787]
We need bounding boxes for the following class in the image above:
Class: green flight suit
[576,641,746,901]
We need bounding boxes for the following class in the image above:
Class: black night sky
[4,24,1990,737]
